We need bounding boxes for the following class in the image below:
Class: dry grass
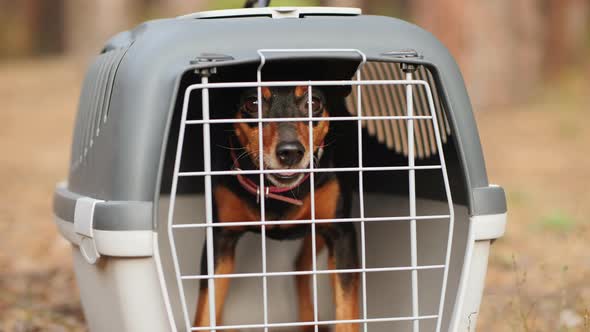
[476,71,590,332]
[0,57,588,331]
[0,58,86,332]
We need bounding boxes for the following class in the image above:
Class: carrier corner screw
[196,67,216,76]
[401,63,419,73]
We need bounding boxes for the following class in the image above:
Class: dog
[194,85,359,332]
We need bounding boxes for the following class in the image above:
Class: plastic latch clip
[74,197,104,264]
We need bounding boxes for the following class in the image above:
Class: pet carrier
[53,7,507,332]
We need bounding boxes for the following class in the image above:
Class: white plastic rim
[55,217,154,257]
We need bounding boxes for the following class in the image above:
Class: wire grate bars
[166,49,455,332]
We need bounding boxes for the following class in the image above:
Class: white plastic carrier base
[55,193,505,332]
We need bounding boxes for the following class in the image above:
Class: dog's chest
[213,179,340,236]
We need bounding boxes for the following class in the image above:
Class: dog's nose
[276,141,305,166]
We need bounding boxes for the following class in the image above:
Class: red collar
[229,141,322,206]
[234,170,309,206]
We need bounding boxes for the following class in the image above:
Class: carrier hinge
[383,50,422,73]
[191,53,234,75]
[401,62,420,73]
[74,197,104,264]
[382,49,421,59]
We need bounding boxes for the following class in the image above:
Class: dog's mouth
[246,150,314,188]
[265,167,307,188]
[274,171,298,179]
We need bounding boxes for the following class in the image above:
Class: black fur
[197,86,359,313]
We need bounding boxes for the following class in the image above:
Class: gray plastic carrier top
[54,7,506,232]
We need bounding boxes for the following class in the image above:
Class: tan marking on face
[234,113,251,151]
[234,113,278,167]
[263,122,277,158]
[261,87,272,100]
[297,110,330,154]
[295,85,308,98]
[235,88,330,170]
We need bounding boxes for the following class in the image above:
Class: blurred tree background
[1,2,590,332]
[0,0,588,109]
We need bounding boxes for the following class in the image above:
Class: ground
[0,58,588,331]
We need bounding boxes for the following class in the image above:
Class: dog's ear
[324,87,352,117]
[329,86,352,98]
[323,85,352,102]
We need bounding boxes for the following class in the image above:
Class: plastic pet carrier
[53,6,507,332]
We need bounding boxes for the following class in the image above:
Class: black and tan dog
[194,85,359,332]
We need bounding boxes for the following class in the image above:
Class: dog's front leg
[295,234,326,331]
[194,185,255,329]
[298,179,359,332]
[321,222,360,332]
[194,228,242,330]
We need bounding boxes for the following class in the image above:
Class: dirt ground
[0,58,588,331]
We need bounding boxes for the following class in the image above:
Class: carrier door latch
[74,197,104,264]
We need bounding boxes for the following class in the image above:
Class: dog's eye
[306,97,323,115]
[243,97,260,115]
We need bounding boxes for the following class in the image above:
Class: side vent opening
[70,46,129,170]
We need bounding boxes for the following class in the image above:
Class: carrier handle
[244,0,270,8]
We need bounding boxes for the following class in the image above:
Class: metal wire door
[166,49,455,332]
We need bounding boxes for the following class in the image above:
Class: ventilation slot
[346,62,451,159]
[71,47,128,170]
